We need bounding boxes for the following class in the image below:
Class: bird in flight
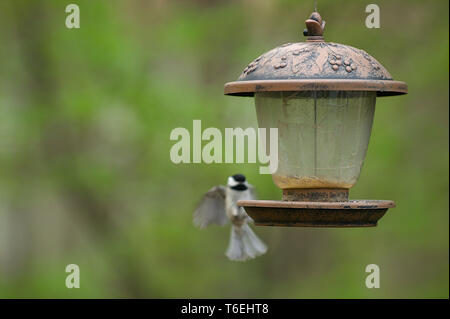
[193,174,267,261]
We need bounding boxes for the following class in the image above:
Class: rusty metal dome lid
[224,12,407,97]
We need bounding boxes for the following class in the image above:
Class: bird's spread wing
[193,185,228,229]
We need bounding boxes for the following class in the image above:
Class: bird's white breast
[225,187,251,223]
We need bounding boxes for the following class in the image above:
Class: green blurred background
[0,0,448,298]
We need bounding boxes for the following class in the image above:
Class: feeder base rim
[238,199,395,228]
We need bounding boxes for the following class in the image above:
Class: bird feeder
[224,11,407,227]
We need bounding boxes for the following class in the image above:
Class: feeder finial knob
[303,11,326,39]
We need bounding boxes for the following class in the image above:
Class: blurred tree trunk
[0,0,148,297]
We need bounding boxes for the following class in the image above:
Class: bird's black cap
[232,174,246,182]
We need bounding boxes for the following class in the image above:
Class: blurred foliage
[0,0,448,298]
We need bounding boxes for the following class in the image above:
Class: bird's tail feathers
[226,223,267,261]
